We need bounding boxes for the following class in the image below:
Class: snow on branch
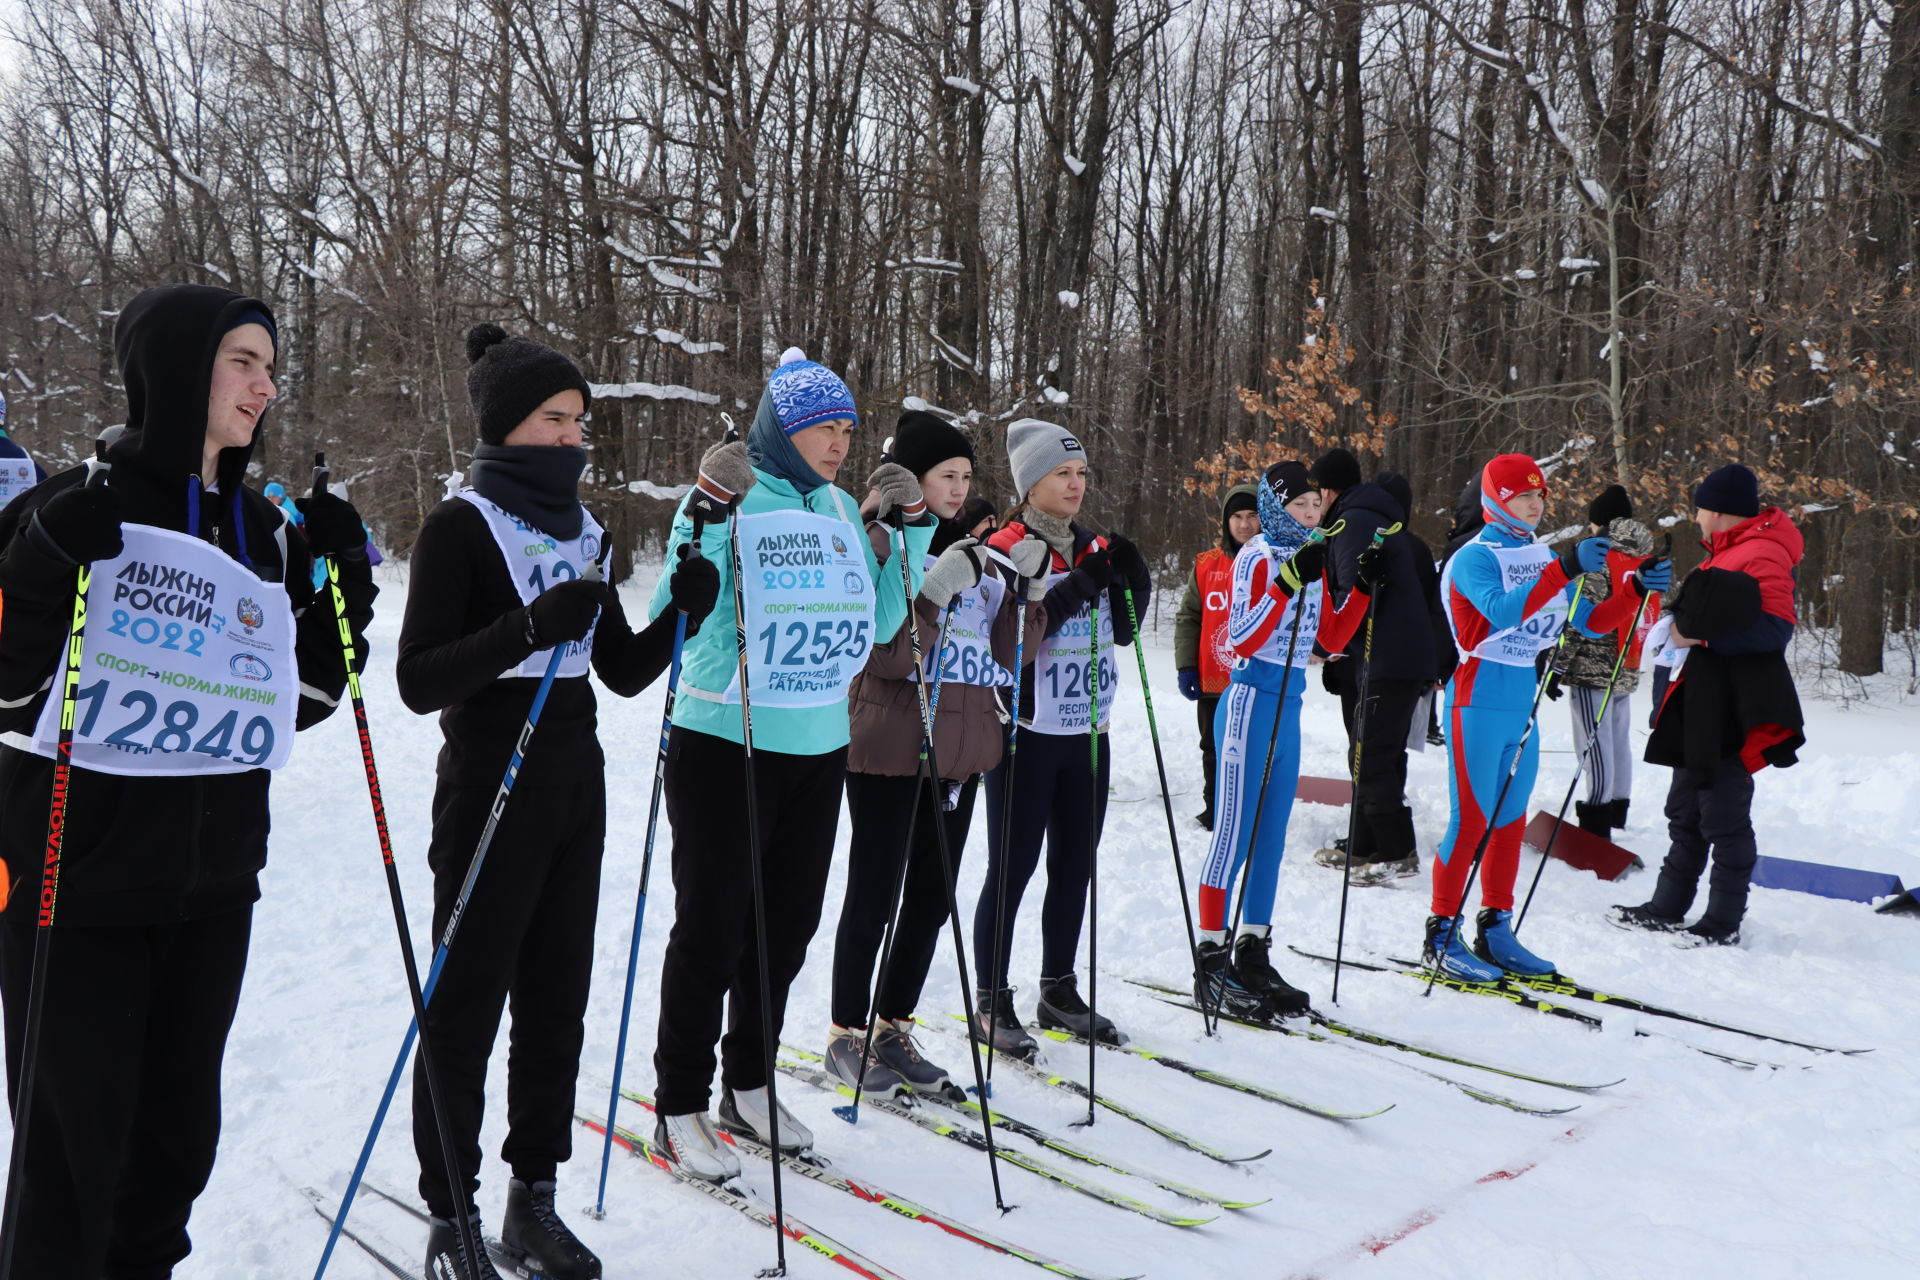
[651,328,727,356]
[627,480,692,500]
[591,380,722,405]
[1650,22,1882,154]
[927,326,981,374]
[942,75,982,96]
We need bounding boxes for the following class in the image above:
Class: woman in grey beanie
[968,420,1151,1055]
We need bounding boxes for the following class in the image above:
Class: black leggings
[414,751,606,1217]
[831,771,979,1028]
[653,728,845,1116]
[972,727,1109,992]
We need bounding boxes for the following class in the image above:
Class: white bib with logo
[460,490,607,680]
[1027,573,1118,735]
[1440,539,1567,667]
[0,456,35,511]
[733,503,877,708]
[922,555,1014,690]
[16,523,296,776]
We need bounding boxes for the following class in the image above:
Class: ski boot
[1574,800,1614,839]
[1608,798,1631,830]
[824,1026,907,1099]
[653,1111,740,1182]
[1473,908,1557,977]
[873,1020,958,1097]
[1313,837,1351,869]
[1607,901,1683,934]
[1035,973,1127,1045]
[1422,913,1504,984]
[970,986,1040,1061]
[425,1210,505,1280]
[499,1179,601,1280]
[1350,853,1420,886]
[1194,937,1271,1021]
[719,1084,814,1154]
[1230,932,1311,1017]
[1675,918,1740,948]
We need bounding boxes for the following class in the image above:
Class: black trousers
[653,728,845,1116]
[1196,693,1221,818]
[1338,676,1424,861]
[413,752,606,1217]
[1651,758,1757,929]
[973,727,1110,991]
[2,907,252,1280]
[831,771,979,1028]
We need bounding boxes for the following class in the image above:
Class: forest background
[2,0,1916,676]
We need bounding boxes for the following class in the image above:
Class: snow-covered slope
[13,565,1916,1279]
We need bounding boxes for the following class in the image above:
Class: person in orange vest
[1174,482,1258,830]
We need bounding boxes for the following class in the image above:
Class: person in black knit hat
[0,284,376,1278]
[397,324,718,1279]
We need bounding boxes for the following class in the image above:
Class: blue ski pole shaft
[594,517,704,1218]
[315,641,568,1280]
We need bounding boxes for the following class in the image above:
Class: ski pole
[315,597,576,1279]
[592,510,707,1220]
[1514,547,1665,935]
[1423,578,1585,998]
[984,564,1029,1084]
[304,455,483,1276]
[1083,583,1103,1123]
[1118,579,1213,1035]
[840,590,954,1119]
[0,445,109,1280]
[1332,522,1402,1006]
[721,430,789,1278]
[843,521,1010,1211]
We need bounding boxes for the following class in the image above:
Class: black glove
[296,492,369,559]
[1070,547,1114,594]
[1274,539,1327,595]
[1355,539,1390,591]
[527,579,613,646]
[1105,533,1149,591]
[1544,670,1564,701]
[668,553,721,632]
[28,484,124,565]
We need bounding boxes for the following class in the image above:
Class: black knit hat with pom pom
[464,323,593,445]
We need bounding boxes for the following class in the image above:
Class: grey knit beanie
[1006,418,1086,500]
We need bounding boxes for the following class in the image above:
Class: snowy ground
[10,563,1917,1279]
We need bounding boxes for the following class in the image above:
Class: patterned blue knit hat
[1257,460,1313,555]
[765,347,857,435]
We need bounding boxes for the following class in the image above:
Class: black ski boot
[425,1210,505,1280]
[1574,800,1613,839]
[1194,938,1271,1020]
[498,1178,602,1279]
[1035,974,1127,1045]
[1676,918,1741,948]
[970,985,1039,1061]
[1608,798,1630,830]
[1607,901,1684,934]
[1229,932,1311,1017]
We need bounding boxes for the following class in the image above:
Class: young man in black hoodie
[1312,453,1452,882]
[395,325,718,1279]
[0,285,375,1278]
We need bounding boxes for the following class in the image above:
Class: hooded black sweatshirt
[0,285,375,926]
[1321,479,1453,686]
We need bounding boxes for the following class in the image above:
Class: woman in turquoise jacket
[646,349,932,1181]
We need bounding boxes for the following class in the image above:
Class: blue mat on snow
[1750,855,1904,905]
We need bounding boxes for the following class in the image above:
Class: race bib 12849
[16,523,297,776]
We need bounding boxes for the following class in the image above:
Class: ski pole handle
[312,451,330,498]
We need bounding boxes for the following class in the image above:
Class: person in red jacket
[1611,464,1804,946]
[1173,483,1258,829]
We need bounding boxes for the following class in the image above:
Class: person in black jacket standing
[1312,454,1453,883]
[0,284,375,1279]
[395,326,718,1279]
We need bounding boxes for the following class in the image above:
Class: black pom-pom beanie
[465,323,593,445]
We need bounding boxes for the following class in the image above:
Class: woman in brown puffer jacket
[823,411,1049,1097]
